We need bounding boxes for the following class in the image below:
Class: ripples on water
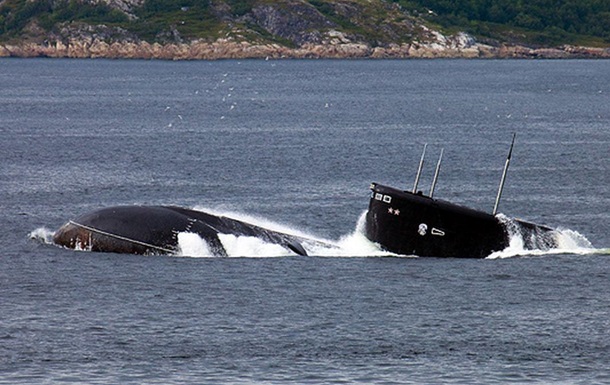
[1,58,609,384]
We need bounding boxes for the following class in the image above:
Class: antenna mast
[429,148,444,198]
[493,133,516,215]
[412,144,427,193]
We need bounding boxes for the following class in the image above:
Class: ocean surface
[1,58,609,384]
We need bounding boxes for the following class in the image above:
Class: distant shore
[2,40,609,60]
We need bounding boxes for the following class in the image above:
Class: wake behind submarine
[53,135,561,258]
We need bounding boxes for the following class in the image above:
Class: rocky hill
[1,0,608,59]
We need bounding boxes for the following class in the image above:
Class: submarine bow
[53,205,308,256]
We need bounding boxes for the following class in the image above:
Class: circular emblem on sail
[418,223,428,236]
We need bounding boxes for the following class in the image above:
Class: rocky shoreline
[2,0,609,61]
[1,39,609,60]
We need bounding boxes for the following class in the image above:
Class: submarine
[363,135,559,258]
[53,205,309,256]
[53,134,559,259]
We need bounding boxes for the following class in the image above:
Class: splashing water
[178,232,295,258]
[175,209,395,258]
[31,208,601,259]
[322,212,401,257]
[29,227,55,245]
[174,209,602,259]
[176,232,215,257]
[488,215,596,259]
[554,228,594,250]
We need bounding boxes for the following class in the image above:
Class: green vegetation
[130,0,221,42]
[0,0,128,37]
[307,0,411,44]
[0,0,608,47]
[0,0,226,42]
[308,0,362,31]
[392,0,610,46]
[226,0,254,17]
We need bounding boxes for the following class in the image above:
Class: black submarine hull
[53,205,308,256]
[364,183,558,258]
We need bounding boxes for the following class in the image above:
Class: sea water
[1,58,609,384]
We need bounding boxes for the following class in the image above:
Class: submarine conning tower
[362,136,558,258]
[363,183,509,258]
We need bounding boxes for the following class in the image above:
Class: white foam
[191,205,319,240]
[217,233,292,258]
[176,210,604,259]
[175,208,397,258]
[487,224,598,259]
[177,232,214,257]
[29,227,55,245]
[555,228,593,250]
[40,206,602,259]
[177,230,311,258]
[311,212,402,257]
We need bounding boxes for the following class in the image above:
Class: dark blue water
[1,58,609,383]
